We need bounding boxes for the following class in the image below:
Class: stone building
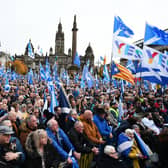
[15,15,95,74]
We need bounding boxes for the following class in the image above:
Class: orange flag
[113,63,135,85]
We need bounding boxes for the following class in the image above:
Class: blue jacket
[93,114,112,138]
[46,127,75,160]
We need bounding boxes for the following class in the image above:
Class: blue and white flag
[113,37,143,60]
[36,45,43,56]
[103,65,110,83]
[28,40,35,59]
[113,16,134,38]
[74,73,79,84]
[144,23,168,45]
[136,46,168,85]
[80,79,85,89]
[126,60,136,74]
[117,132,133,157]
[0,66,4,77]
[39,63,46,81]
[120,80,124,95]
[59,85,71,113]
[28,69,34,85]
[48,84,58,114]
[4,75,10,92]
[118,97,124,121]
[81,65,94,88]
[111,61,120,76]
[73,52,80,68]
[53,63,59,83]
[11,72,17,81]
[95,74,99,89]
[45,59,51,82]
[134,132,152,158]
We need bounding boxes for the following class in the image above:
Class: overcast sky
[0,0,168,64]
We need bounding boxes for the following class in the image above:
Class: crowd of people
[0,70,168,168]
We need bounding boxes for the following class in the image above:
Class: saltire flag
[151,83,157,92]
[113,16,134,38]
[39,63,46,81]
[59,85,71,113]
[120,80,124,96]
[60,69,67,81]
[66,71,70,86]
[134,132,152,158]
[100,56,104,62]
[45,59,51,82]
[80,78,85,89]
[103,64,110,83]
[118,79,124,121]
[81,65,94,88]
[73,52,80,68]
[36,45,43,56]
[90,67,93,75]
[48,83,58,114]
[117,132,133,157]
[100,56,106,65]
[42,99,48,113]
[11,72,17,81]
[0,66,4,77]
[4,75,10,92]
[118,96,124,121]
[113,37,143,60]
[126,60,136,74]
[74,73,79,84]
[53,62,59,83]
[86,71,94,88]
[136,46,168,85]
[28,69,34,85]
[112,78,118,88]
[112,62,135,85]
[144,23,168,45]
[28,40,35,59]
[144,80,150,91]
[86,60,90,67]
[95,74,99,89]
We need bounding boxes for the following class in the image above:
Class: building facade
[15,15,95,74]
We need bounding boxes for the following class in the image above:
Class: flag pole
[110,51,113,89]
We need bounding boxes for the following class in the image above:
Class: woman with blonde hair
[25,129,59,168]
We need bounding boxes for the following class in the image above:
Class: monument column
[72,15,78,64]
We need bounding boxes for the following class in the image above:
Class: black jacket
[67,127,93,154]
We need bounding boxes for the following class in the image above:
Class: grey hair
[0,120,12,127]
[47,119,57,128]
[70,109,77,115]
[125,129,134,135]
[132,124,139,129]
[74,121,83,128]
